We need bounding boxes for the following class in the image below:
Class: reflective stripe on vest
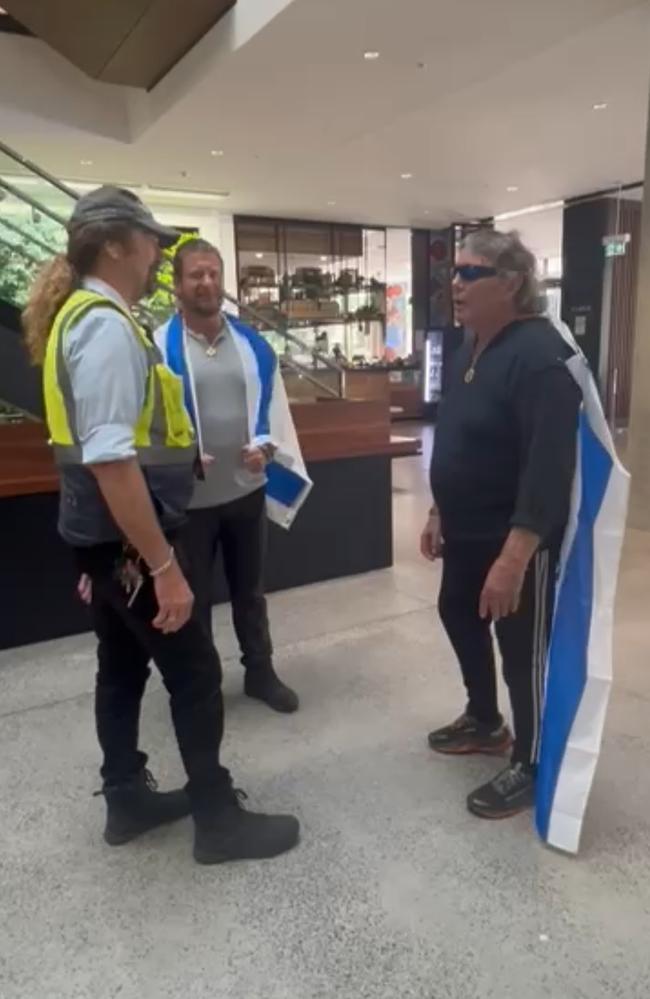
[43,290,195,466]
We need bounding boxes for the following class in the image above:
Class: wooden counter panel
[0,399,418,497]
[390,382,424,421]
[343,370,390,403]
[0,424,57,498]
[292,399,389,461]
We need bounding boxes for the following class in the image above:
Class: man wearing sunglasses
[421,229,581,820]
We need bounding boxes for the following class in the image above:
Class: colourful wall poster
[385,283,407,359]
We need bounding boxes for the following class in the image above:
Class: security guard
[23,186,299,864]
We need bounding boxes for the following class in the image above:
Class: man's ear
[504,272,523,300]
[104,240,122,262]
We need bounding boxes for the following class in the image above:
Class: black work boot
[244,666,299,714]
[99,769,191,846]
[193,788,300,865]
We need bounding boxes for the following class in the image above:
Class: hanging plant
[144,231,198,320]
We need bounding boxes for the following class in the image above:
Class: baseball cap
[68,185,180,249]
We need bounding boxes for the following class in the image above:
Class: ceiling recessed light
[593,102,608,111]
[327,200,336,206]
[255,252,264,259]
[80,159,93,166]
[506,185,519,193]
[144,187,229,203]
[400,172,413,180]
[210,149,224,157]
[424,210,430,216]
[364,50,380,60]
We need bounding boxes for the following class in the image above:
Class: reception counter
[282,365,424,420]
[0,400,420,649]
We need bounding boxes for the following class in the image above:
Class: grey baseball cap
[68,185,179,248]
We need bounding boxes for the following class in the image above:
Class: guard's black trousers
[438,539,559,766]
[76,541,230,805]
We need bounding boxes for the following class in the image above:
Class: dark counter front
[0,402,420,650]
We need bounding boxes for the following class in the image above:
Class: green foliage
[0,244,37,308]
[145,231,197,321]
[0,214,65,308]
[0,215,194,319]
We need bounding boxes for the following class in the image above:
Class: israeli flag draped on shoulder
[154,312,312,529]
[536,320,629,854]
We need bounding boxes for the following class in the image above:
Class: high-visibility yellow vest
[43,290,195,466]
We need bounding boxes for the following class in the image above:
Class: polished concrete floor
[1,428,650,999]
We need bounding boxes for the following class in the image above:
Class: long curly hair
[23,221,133,365]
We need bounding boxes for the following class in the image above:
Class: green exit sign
[603,233,630,258]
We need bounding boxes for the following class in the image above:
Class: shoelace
[493,764,528,795]
[93,768,159,798]
[143,769,159,792]
[93,773,250,805]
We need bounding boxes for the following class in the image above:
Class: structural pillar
[626,87,650,530]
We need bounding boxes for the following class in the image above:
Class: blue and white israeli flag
[155,313,312,530]
[536,324,629,853]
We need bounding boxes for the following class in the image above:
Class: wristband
[149,547,175,578]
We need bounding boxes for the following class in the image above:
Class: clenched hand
[420,511,443,562]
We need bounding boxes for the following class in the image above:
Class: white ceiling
[0,0,649,228]
[496,204,565,263]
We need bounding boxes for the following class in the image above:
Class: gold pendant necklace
[186,323,222,357]
[465,343,483,384]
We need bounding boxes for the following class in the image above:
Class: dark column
[562,196,642,424]
[561,199,611,379]
[628,90,650,530]
[411,227,461,413]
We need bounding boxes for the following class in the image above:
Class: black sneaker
[193,789,300,865]
[245,667,299,714]
[427,713,512,756]
[99,769,191,846]
[467,762,536,819]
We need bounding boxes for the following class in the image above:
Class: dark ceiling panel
[3,1,151,77]
[0,5,32,34]
[2,0,236,88]
[102,0,237,89]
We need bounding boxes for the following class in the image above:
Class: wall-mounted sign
[602,233,631,258]
[570,304,591,338]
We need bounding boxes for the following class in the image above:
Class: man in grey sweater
[157,238,300,714]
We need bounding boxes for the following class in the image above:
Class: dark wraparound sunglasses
[452,265,498,283]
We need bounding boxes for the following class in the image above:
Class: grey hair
[461,228,546,315]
